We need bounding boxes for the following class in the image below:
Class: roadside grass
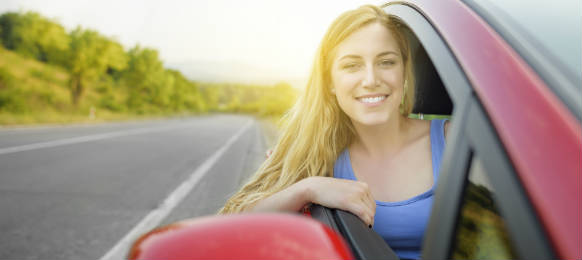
[0,47,203,126]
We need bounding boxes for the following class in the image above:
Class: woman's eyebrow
[377,51,399,57]
[338,51,399,61]
[338,54,362,61]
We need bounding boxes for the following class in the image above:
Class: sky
[1,0,378,87]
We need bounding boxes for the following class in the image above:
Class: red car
[129,0,581,259]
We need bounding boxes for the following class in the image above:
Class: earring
[401,80,408,107]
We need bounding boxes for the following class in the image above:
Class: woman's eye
[342,63,360,70]
[379,59,396,67]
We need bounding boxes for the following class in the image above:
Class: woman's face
[330,22,405,127]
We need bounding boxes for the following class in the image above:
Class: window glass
[450,156,517,259]
[471,0,581,86]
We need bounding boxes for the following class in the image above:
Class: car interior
[410,34,454,116]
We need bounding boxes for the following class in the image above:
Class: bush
[100,94,123,112]
[0,88,29,113]
[0,67,15,89]
[29,67,58,85]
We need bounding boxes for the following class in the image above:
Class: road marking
[98,120,253,260]
[0,124,194,155]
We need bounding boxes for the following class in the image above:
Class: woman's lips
[356,94,389,105]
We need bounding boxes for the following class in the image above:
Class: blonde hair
[219,5,415,214]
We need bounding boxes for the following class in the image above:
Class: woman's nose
[362,66,378,88]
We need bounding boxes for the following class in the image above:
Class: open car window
[408,27,453,117]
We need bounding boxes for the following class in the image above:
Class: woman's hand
[298,176,376,227]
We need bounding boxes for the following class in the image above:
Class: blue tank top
[333,119,447,260]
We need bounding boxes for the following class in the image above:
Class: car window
[450,155,518,259]
[409,35,454,118]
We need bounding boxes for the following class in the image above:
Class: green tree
[166,70,185,111]
[66,27,127,106]
[122,45,165,112]
[0,11,70,65]
[165,69,205,112]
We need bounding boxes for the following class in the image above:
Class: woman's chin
[353,114,393,127]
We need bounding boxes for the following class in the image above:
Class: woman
[220,5,448,260]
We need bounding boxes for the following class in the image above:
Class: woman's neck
[350,114,409,160]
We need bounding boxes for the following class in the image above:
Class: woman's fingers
[355,181,376,224]
[340,180,375,226]
[350,204,374,227]
[360,196,375,226]
[306,177,376,226]
[351,182,375,227]
[365,187,376,216]
[359,181,376,210]
[353,194,374,226]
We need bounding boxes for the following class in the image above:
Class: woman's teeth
[359,95,386,103]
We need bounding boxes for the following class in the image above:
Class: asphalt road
[0,115,270,260]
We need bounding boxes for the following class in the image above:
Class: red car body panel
[400,0,581,259]
[128,213,354,260]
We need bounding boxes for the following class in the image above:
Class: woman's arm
[249,179,311,213]
[248,176,376,226]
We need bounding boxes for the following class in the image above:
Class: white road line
[0,124,194,155]
[98,120,253,260]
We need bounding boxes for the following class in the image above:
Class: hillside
[0,46,297,126]
[0,46,151,125]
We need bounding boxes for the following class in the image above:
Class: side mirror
[128,213,354,259]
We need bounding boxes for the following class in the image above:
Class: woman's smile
[356,94,389,106]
